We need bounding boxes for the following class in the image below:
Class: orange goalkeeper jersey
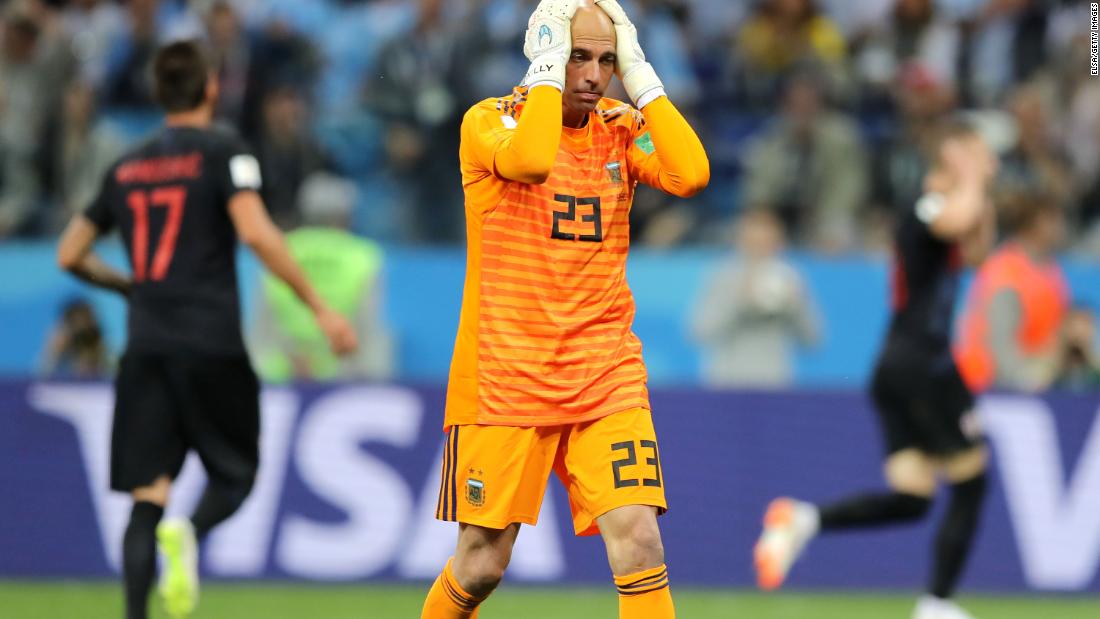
[445,86,709,428]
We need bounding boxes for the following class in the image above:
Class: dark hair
[999,191,1061,236]
[153,40,210,113]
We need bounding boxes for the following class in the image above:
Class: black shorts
[870,342,982,457]
[110,351,260,492]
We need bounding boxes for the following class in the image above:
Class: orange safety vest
[954,243,1068,392]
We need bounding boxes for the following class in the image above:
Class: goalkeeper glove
[595,0,666,108]
[523,0,580,91]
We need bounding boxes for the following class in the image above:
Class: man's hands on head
[523,0,580,91]
[594,0,665,108]
[523,0,666,107]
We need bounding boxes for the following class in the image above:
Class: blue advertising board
[2,380,1099,592]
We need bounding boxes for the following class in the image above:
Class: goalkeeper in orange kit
[418,1,709,618]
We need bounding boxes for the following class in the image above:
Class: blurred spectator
[1045,3,1100,200]
[741,72,869,252]
[956,0,1050,107]
[39,297,110,378]
[1063,3,1100,243]
[632,192,697,247]
[16,0,77,85]
[49,80,124,230]
[691,210,820,388]
[309,0,419,113]
[869,63,955,225]
[995,82,1075,215]
[238,15,322,140]
[205,0,252,132]
[852,0,960,105]
[61,0,125,89]
[255,87,331,230]
[251,173,393,382]
[733,0,849,106]
[0,12,42,236]
[365,0,475,243]
[453,0,524,101]
[0,9,70,237]
[956,192,1069,393]
[102,0,162,108]
[633,0,701,108]
[1054,306,1100,391]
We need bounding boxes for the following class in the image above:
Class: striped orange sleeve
[462,86,563,187]
[627,96,710,198]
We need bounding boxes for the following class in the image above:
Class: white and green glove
[595,0,666,108]
[523,0,580,91]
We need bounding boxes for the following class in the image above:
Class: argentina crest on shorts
[465,470,485,507]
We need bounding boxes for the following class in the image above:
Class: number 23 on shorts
[611,439,662,489]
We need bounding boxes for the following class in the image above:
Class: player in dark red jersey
[754,121,998,619]
[56,41,357,619]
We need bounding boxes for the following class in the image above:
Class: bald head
[561,0,617,127]
[572,0,615,47]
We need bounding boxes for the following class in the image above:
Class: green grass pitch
[3,582,1098,618]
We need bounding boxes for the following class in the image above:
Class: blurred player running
[420,1,708,618]
[754,121,998,619]
[56,41,357,619]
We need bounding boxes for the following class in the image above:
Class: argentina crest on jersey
[606,161,623,184]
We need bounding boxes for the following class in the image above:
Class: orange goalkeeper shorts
[434,407,667,536]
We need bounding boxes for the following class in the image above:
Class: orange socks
[421,558,485,619]
[615,564,675,619]
[422,559,673,619]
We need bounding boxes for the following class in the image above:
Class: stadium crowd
[2,0,1097,387]
[0,0,1096,250]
